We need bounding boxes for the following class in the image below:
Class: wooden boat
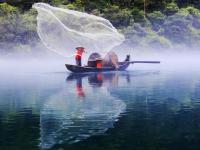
[65,61,160,73]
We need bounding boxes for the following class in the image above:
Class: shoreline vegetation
[1,0,200,56]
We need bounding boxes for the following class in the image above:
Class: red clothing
[97,74,103,81]
[75,49,84,60]
[76,85,85,98]
[97,62,102,68]
[96,60,103,68]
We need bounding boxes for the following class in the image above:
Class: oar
[129,61,160,64]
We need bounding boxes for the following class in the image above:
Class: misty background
[0,0,200,60]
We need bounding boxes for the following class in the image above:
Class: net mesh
[33,3,125,57]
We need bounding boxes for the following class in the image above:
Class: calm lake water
[0,62,200,150]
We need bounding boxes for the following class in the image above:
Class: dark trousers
[76,59,81,66]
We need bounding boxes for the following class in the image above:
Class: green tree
[164,2,179,15]
[102,5,132,27]
[147,11,166,31]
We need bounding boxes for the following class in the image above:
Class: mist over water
[0,49,199,75]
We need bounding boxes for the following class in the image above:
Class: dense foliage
[1,0,200,54]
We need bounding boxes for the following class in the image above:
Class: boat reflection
[40,72,128,149]
[66,72,131,99]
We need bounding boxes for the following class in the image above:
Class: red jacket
[75,49,84,60]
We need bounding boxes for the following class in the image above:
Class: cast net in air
[33,3,125,57]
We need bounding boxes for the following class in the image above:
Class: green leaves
[164,2,179,16]
[0,2,19,21]
[102,5,132,28]
[0,3,38,53]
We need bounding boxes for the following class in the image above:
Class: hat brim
[76,47,85,49]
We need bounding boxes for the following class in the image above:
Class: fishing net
[33,3,125,57]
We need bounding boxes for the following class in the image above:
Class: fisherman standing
[75,47,85,66]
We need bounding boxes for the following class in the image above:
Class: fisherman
[75,47,86,66]
[125,55,130,62]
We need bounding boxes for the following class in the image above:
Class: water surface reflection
[40,72,129,149]
[1,69,200,150]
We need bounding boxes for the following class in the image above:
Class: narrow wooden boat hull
[65,62,130,73]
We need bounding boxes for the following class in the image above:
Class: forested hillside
[1,0,200,55]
